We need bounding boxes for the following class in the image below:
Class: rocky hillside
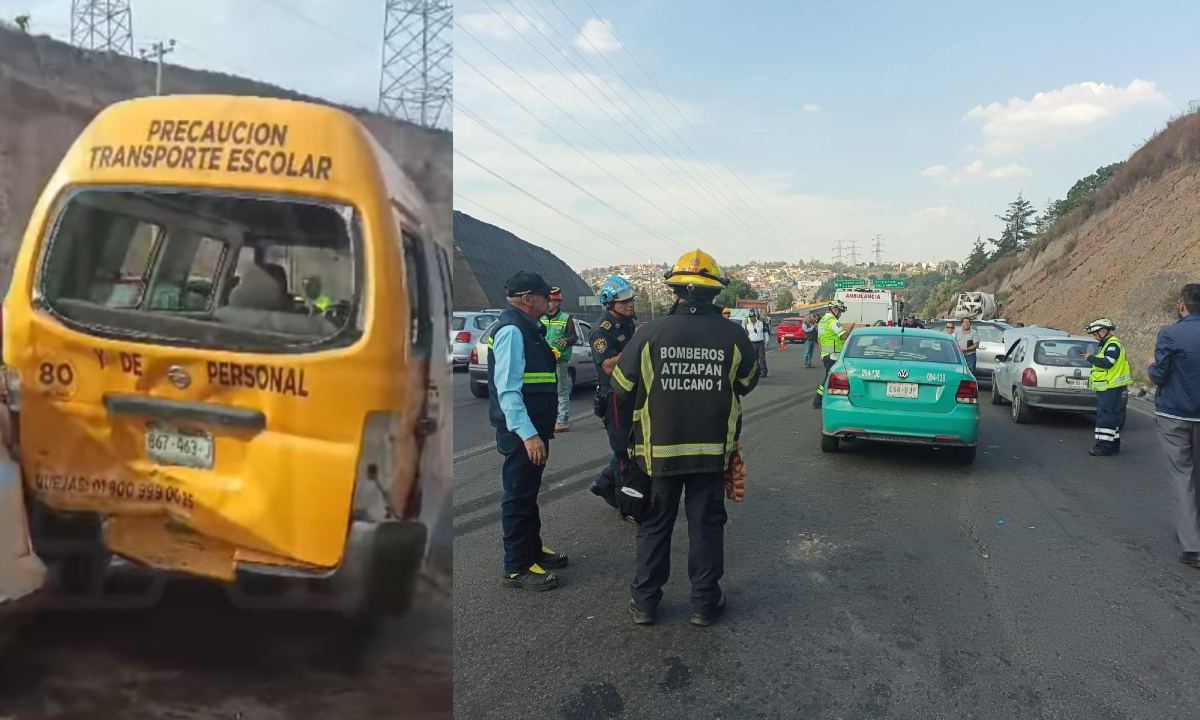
[968,114,1200,379]
[0,25,451,291]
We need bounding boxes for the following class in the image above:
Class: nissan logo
[166,366,191,389]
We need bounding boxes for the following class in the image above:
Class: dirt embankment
[0,25,451,292]
[972,162,1200,380]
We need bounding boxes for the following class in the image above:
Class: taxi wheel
[955,446,977,465]
[820,434,839,453]
[470,381,488,399]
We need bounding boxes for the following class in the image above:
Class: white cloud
[964,79,1168,156]
[801,103,822,113]
[923,159,1031,184]
[916,206,969,221]
[575,18,622,54]
[985,164,1032,179]
[458,9,543,40]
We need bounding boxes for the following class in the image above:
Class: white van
[834,288,903,326]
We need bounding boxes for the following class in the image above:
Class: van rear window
[39,189,362,353]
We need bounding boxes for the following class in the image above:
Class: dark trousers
[498,430,549,574]
[631,469,727,613]
[753,341,767,377]
[595,390,631,500]
[1094,387,1125,449]
[812,354,835,406]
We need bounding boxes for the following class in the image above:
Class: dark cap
[505,271,552,297]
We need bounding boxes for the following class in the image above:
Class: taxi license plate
[886,382,919,399]
[147,427,213,469]
[1065,377,1088,389]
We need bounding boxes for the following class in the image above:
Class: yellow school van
[1,95,451,617]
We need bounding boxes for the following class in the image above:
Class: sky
[2,2,1197,272]
[0,0,397,112]
[454,0,1200,270]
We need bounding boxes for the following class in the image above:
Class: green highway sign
[834,278,866,289]
[874,278,906,288]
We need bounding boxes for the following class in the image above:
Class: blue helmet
[597,276,635,305]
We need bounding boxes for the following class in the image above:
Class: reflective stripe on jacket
[1089,336,1132,391]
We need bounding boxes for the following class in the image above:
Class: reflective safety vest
[486,306,559,436]
[1090,335,1132,392]
[541,311,573,363]
[818,313,845,357]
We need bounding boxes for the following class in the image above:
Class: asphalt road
[453,343,1200,719]
[0,580,451,720]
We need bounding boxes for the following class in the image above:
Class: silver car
[451,311,500,369]
[938,319,1012,387]
[990,330,1127,425]
[468,318,598,399]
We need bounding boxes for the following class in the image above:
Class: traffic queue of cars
[819,319,1125,465]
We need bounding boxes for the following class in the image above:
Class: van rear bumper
[230,519,427,616]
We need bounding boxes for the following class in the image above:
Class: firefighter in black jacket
[611,249,760,627]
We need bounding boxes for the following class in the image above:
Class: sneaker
[539,545,569,569]
[690,595,727,627]
[629,599,656,625]
[555,422,570,433]
[502,564,559,591]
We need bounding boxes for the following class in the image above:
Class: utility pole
[70,0,134,55]
[139,39,176,95]
[833,240,844,266]
[379,0,452,128]
[848,239,858,267]
[872,234,883,265]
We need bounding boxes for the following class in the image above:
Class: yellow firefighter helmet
[663,249,730,289]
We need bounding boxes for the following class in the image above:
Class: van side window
[402,231,433,356]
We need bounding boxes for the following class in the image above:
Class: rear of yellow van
[2,95,440,616]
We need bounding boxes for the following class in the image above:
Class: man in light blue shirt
[488,272,567,591]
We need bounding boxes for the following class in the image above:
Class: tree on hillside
[715,277,758,307]
[1036,162,1123,234]
[989,192,1037,259]
[15,14,30,31]
[776,289,795,310]
[963,237,989,277]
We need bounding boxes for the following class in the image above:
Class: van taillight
[828,372,850,396]
[956,380,978,404]
[454,331,472,344]
[1021,368,1038,387]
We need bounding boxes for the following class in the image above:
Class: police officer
[588,276,637,508]
[1084,318,1132,456]
[541,287,578,433]
[811,300,854,408]
[488,272,569,591]
[611,249,759,627]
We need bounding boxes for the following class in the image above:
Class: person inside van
[302,275,334,316]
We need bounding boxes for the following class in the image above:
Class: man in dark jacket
[611,249,759,627]
[1148,283,1200,569]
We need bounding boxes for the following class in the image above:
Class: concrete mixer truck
[952,292,1001,320]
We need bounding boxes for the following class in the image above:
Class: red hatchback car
[777,316,807,345]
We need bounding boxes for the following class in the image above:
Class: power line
[479,0,776,255]
[453,192,606,266]
[455,53,735,259]
[543,0,796,255]
[456,24,743,260]
[454,148,655,262]
[455,100,687,254]
[259,0,377,57]
[581,0,802,248]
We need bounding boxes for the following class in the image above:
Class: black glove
[616,465,651,522]
[593,388,609,419]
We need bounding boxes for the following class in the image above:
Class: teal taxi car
[820,327,980,464]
